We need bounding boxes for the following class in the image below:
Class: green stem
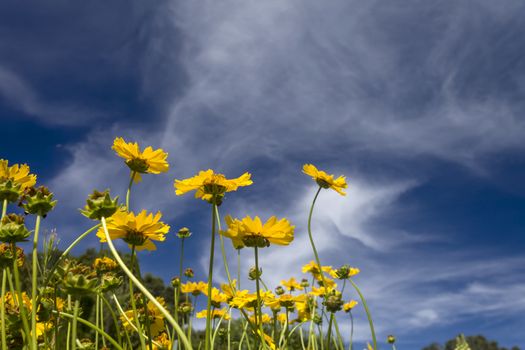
[126,171,136,210]
[237,249,241,290]
[253,247,266,349]
[1,199,7,218]
[348,312,354,350]
[95,294,100,350]
[129,246,147,350]
[215,206,234,289]
[71,299,80,350]
[1,268,7,350]
[100,297,106,348]
[307,187,329,291]
[333,317,344,350]
[349,279,376,350]
[31,215,41,350]
[205,204,217,350]
[11,242,32,348]
[326,313,334,350]
[99,293,123,346]
[54,310,124,350]
[100,217,192,350]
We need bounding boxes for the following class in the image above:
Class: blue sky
[1,1,525,349]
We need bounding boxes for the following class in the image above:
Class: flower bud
[80,189,119,220]
[0,243,24,267]
[99,273,123,293]
[0,214,31,243]
[248,266,262,280]
[300,278,310,288]
[323,291,344,313]
[93,256,118,273]
[179,301,193,314]
[313,314,323,325]
[171,276,181,288]
[184,268,194,278]
[20,186,57,217]
[177,227,192,239]
[275,286,285,296]
[387,335,396,344]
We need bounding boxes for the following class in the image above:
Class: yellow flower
[220,280,237,300]
[249,313,272,324]
[0,160,37,202]
[302,261,332,279]
[276,313,288,324]
[174,169,252,205]
[196,308,230,320]
[221,215,294,248]
[96,210,169,251]
[120,298,166,337]
[93,256,118,272]
[302,164,347,195]
[203,287,229,306]
[152,332,172,350]
[343,300,358,312]
[181,281,208,296]
[281,277,303,292]
[112,137,169,182]
[229,290,258,309]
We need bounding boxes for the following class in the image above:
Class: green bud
[300,278,310,288]
[177,227,192,239]
[179,301,193,314]
[80,189,119,220]
[20,186,57,217]
[0,214,31,243]
[171,276,181,287]
[184,268,194,278]
[275,286,285,296]
[313,314,323,325]
[0,243,24,267]
[323,291,344,313]
[248,266,262,280]
[387,335,396,344]
[99,273,123,293]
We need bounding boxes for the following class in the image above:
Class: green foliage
[423,335,521,350]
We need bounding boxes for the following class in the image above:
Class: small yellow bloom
[152,332,172,350]
[174,169,252,204]
[249,312,272,324]
[96,210,169,251]
[112,137,169,182]
[93,256,118,272]
[221,215,294,248]
[196,308,230,320]
[229,290,258,309]
[302,164,347,195]
[203,287,229,306]
[343,300,358,312]
[281,277,303,292]
[181,281,208,296]
[0,159,37,190]
[302,261,332,279]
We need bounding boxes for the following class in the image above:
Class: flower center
[123,229,148,246]
[316,178,331,189]
[126,158,149,173]
[242,234,270,248]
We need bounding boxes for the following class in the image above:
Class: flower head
[174,169,252,205]
[343,300,358,312]
[302,164,347,196]
[281,277,303,292]
[221,215,294,248]
[96,210,169,251]
[112,137,169,181]
[196,308,230,320]
[0,159,37,202]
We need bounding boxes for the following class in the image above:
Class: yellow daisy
[174,169,252,204]
[343,300,358,312]
[220,215,294,248]
[112,137,169,182]
[181,281,208,296]
[97,210,169,251]
[196,308,230,320]
[302,164,347,196]
[0,159,37,188]
[281,277,303,291]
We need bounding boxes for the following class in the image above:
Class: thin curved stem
[129,246,147,350]
[99,293,123,345]
[205,204,217,350]
[349,279,376,350]
[100,217,192,350]
[54,310,124,350]
[253,247,266,349]
[307,187,328,289]
[215,206,234,289]
[31,215,41,350]
[348,311,354,350]
[1,199,7,218]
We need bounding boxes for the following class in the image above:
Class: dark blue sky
[1,1,525,349]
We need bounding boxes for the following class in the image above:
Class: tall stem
[11,242,32,348]
[205,204,217,350]
[100,217,192,350]
[1,199,7,218]
[31,215,41,350]
[326,313,334,350]
[347,312,354,350]
[307,187,328,289]
[1,268,7,350]
[253,247,266,348]
[215,206,234,288]
[126,171,136,210]
[348,279,376,350]
[129,246,147,350]
[71,299,80,350]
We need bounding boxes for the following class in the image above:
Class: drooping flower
[0,159,37,202]
[96,210,170,251]
[174,169,252,205]
[112,137,169,182]
[220,215,294,248]
[343,300,358,312]
[302,164,347,196]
